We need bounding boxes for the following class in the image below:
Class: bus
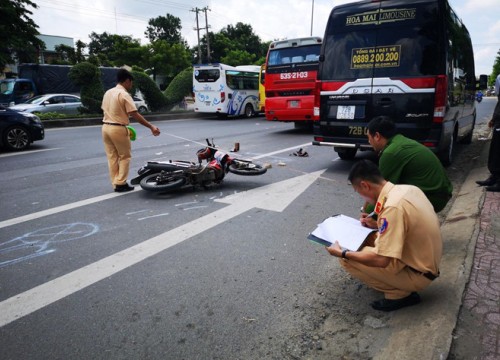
[264,36,322,127]
[313,0,483,164]
[193,63,260,118]
[258,64,266,113]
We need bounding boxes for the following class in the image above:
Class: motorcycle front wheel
[228,160,267,176]
[140,173,186,192]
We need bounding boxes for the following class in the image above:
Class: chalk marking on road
[0,169,326,328]
[138,212,170,221]
[0,143,313,230]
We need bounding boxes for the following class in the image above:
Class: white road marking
[0,148,61,158]
[0,191,134,230]
[0,169,325,328]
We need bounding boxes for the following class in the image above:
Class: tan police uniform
[101,84,137,187]
[340,182,442,299]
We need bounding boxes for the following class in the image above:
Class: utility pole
[310,0,314,36]
[203,7,211,63]
[191,7,211,64]
[191,8,202,63]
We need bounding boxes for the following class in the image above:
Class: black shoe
[476,175,497,186]
[485,182,500,192]
[371,292,421,312]
[114,184,134,192]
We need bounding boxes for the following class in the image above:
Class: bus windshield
[267,44,321,67]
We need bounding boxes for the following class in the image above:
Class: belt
[103,122,126,126]
[409,267,439,281]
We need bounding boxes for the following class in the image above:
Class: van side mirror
[478,74,488,90]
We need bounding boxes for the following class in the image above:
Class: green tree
[144,40,191,82]
[53,44,75,64]
[199,23,264,65]
[0,0,45,70]
[145,14,184,44]
[490,49,500,86]
[221,50,256,66]
[88,32,143,67]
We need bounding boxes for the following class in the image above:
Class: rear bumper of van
[312,140,372,150]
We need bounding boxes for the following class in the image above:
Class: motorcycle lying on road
[131,139,267,193]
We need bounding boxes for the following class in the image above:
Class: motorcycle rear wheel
[228,161,267,176]
[140,173,186,192]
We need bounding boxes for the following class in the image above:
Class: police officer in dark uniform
[476,75,500,192]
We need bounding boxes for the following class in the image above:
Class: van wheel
[336,148,357,160]
[460,118,475,145]
[439,132,455,166]
[244,104,255,118]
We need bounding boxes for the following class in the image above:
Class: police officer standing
[476,73,500,191]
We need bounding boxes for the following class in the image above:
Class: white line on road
[0,191,132,230]
[0,148,61,158]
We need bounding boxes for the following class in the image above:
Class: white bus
[193,63,260,118]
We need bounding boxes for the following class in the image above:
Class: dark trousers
[488,126,500,177]
[489,98,500,177]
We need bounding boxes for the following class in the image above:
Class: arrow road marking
[0,169,325,328]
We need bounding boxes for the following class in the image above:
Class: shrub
[68,62,104,114]
[131,70,169,112]
[164,67,193,108]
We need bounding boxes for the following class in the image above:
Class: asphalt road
[0,98,496,359]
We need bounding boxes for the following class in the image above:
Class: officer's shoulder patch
[379,218,389,234]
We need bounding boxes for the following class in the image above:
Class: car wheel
[138,106,147,114]
[3,126,31,151]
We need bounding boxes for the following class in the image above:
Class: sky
[29,0,500,76]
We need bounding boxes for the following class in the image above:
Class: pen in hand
[365,211,376,219]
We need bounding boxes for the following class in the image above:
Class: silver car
[9,94,82,115]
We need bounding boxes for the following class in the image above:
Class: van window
[321,1,442,80]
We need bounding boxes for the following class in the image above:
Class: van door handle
[377,98,393,106]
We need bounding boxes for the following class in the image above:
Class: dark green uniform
[378,134,452,212]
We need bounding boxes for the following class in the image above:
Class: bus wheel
[244,104,255,118]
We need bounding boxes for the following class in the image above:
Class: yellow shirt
[373,182,442,275]
[101,84,137,125]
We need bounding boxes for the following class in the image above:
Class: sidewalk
[448,188,500,359]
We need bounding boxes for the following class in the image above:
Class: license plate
[289,100,300,108]
[337,105,355,119]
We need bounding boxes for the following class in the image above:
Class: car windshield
[24,95,49,104]
[0,80,14,95]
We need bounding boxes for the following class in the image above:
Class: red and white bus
[264,37,322,127]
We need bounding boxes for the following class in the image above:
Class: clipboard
[308,214,376,251]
